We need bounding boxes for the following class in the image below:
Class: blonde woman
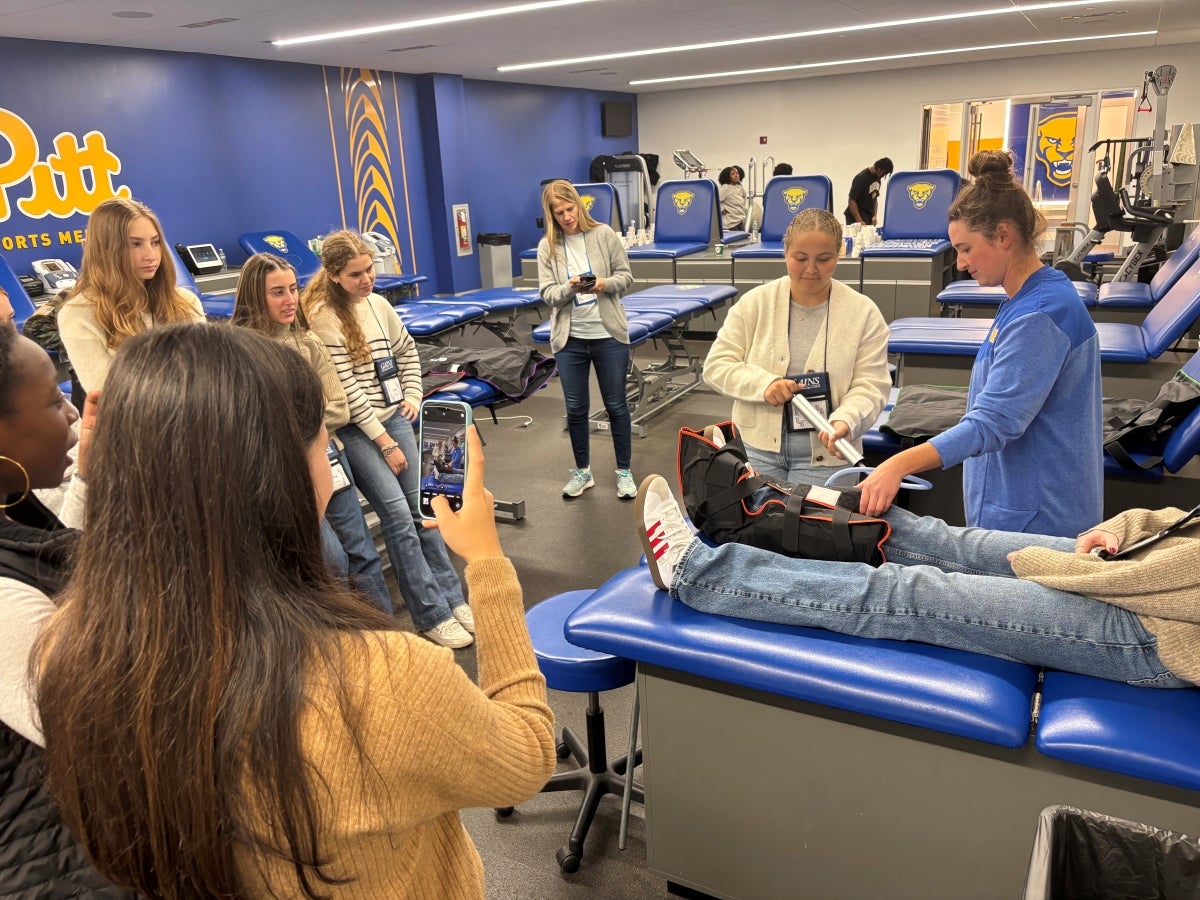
[59,197,203,393]
[303,231,473,649]
[537,179,636,499]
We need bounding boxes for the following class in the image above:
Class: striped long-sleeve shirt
[309,293,424,442]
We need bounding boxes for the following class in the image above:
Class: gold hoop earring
[0,456,31,510]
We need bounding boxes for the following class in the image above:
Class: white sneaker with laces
[616,469,637,499]
[423,618,474,649]
[452,604,475,634]
[562,467,595,497]
[635,475,695,591]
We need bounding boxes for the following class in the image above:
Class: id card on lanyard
[327,441,352,493]
[374,356,405,407]
[786,371,832,432]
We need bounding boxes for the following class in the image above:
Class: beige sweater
[1011,507,1200,685]
[703,276,891,463]
[239,558,556,898]
[58,288,205,392]
[271,323,351,448]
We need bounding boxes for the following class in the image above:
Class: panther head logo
[671,190,695,215]
[264,235,289,253]
[782,187,809,213]
[1036,112,1076,188]
[579,194,595,213]
[907,182,936,210]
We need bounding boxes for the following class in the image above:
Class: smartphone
[576,273,597,291]
[418,399,472,519]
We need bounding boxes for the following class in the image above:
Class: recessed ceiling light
[273,0,599,47]
[499,0,1129,72]
[112,10,153,18]
[629,31,1157,86]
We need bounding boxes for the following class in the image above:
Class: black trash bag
[1023,805,1200,900]
[476,233,511,246]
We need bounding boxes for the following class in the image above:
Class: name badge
[326,441,352,494]
[373,356,405,406]
[786,371,832,432]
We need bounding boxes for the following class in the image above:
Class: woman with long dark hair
[35,323,555,897]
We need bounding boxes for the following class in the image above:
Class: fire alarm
[759,136,768,145]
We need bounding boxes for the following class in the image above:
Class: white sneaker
[562,468,595,497]
[423,618,474,649]
[616,469,637,499]
[452,604,475,634]
[635,475,695,591]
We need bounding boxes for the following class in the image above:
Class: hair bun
[968,149,1014,182]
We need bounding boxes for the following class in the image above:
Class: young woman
[58,197,204,393]
[704,208,891,487]
[636,473,1195,689]
[304,231,473,649]
[0,329,133,896]
[232,252,393,613]
[718,165,749,232]
[857,150,1102,538]
[537,179,637,499]
[36,323,556,897]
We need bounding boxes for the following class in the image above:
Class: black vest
[0,496,134,898]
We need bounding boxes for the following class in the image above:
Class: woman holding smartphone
[232,252,394,614]
[304,231,472,649]
[537,179,637,499]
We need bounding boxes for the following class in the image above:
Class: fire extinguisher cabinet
[477,232,513,289]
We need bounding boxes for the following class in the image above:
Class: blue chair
[238,229,427,295]
[0,253,38,331]
[730,175,835,260]
[501,590,642,873]
[627,179,721,259]
[1097,222,1200,308]
[860,169,960,257]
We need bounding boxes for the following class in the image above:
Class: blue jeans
[746,424,832,487]
[556,336,632,470]
[339,413,465,632]
[322,448,393,614]
[673,506,1186,688]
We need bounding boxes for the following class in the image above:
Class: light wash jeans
[745,426,835,488]
[673,506,1186,688]
[339,412,465,632]
[321,447,393,614]
[556,335,632,470]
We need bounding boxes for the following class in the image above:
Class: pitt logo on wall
[671,190,695,214]
[0,107,130,223]
[907,182,936,210]
[782,187,809,213]
[579,194,595,213]
[1036,112,1076,187]
[264,234,290,253]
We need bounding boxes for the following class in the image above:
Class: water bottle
[750,222,759,243]
[217,248,227,269]
[627,224,637,247]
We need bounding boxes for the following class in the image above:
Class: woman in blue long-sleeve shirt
[858,150,1102,538]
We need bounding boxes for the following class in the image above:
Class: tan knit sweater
[271,323,351,448]
[237,558,556,897]
[1011,507,1200,685]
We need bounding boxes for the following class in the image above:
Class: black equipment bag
[880,384,968,447]
[1103,370,1200,471]
[677,422,891,565]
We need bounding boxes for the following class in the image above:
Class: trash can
[1023,805,1200,900]
[477,232,512,289]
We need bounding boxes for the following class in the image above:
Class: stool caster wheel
[556,845,580,873]
[495,807,514,818]
[556,742,571,760]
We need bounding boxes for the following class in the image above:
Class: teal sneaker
[616,469,637,499]
[562,468,595,497]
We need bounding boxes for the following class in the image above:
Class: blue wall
[0,37,636,296]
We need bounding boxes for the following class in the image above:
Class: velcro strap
[781,486,812,555]
[831,505,855,561]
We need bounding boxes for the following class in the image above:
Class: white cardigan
[703,276,891,464]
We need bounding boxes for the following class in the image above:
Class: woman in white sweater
[704,209,891,486]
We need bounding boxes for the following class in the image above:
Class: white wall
[638,44,1200,209]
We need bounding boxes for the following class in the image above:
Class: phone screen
[418,401,471,519]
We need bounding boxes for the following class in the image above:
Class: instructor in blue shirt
[858,149,1102,538]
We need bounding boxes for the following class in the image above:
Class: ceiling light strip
[274,0,599,47]
[497,0,1129,72]
[629,31,1158,86]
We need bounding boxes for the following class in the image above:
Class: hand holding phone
[575,273,597,292]
[421,425,504,563]
[418,400,472,520]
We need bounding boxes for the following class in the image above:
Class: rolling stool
[498,590,644,873]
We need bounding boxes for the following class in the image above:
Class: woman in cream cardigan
[704,209,891,486]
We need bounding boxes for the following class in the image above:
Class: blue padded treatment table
[620,283,736,317]
[565,566,1200,899]
[937,278,1099,308]
[414,286,542,345]
[1097,224,1200,307]
[728,240,785,259]
[393,302,488,339]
